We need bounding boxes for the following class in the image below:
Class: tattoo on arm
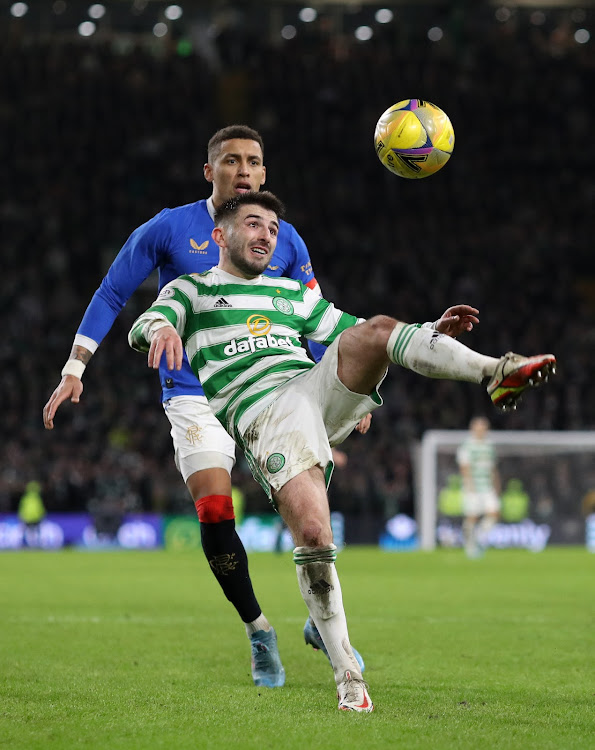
[68,345,93,365]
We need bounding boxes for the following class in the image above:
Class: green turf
[0,547,593,749]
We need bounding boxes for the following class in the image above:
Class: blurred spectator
[18,480,46,547]
[500,478,530,523]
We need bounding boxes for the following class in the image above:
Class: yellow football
[374,99,455,179]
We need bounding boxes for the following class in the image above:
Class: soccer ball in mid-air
[374,99,455,179]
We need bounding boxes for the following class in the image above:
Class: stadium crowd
[2,7,594,527]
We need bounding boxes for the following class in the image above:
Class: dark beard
[228,243,269,278]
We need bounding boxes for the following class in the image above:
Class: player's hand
[436,305,479,337]
[148,326,183,371]
[43,375,84,430]
[331,447,348,469]
[355,413,372,434]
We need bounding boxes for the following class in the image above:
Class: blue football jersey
[76,198,325,400]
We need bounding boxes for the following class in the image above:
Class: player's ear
[204,162,213,183]
[212,226,225,248]
[260,165,266,186]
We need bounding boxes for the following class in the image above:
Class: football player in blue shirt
[42,125,346,688]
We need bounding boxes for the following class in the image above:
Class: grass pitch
[1,546,593,749]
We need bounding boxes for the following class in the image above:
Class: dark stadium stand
[2,3,593,523]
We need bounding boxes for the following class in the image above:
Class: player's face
[471,417,489,439]
[204,139,266,207]
[217,204,279,278]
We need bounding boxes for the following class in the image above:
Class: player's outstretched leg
[384,322,556,409]
[303,617,366,673]
[486,352,556,410]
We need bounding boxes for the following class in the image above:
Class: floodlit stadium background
[2,0,595,549]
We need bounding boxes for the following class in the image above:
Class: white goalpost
[415,430,595,551]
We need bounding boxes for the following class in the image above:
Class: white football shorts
[240,333,386,498]
[463,490,500,517]
[162,396,236,483]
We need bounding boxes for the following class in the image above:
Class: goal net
[415,430,595,551]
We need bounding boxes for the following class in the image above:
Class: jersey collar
[206,196,216,222]
[214,267,264,285]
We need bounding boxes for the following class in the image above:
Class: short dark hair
[207,125,264,162]
[214,191,285,226]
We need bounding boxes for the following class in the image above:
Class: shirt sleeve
[301,287,362,345]
[128,276,192,353]
[76,210,172,349]
[456,443,469,466]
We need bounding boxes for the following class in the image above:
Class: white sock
[477,515,498,545]
[463,518,477,550]
[245,613,271,637]
[387,323,498,383]
[293,545,361,684]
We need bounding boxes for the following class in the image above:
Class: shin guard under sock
[200,519,262,624]
[387,323,498,383]
[293,544,361,683]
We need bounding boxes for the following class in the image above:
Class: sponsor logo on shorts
[185,424,203,445]
[247,314,271,336]
[273,297,294,315]
[266,453,285,473]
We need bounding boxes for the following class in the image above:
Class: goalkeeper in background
[457,416,501,558]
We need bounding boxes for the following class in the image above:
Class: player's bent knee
[367,315,399,340]
[176,450,235,484]
[348,315,397,352]
[299,519,332,548]
[194,494,235,524]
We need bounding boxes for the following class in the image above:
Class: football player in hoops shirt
[43,125,354,688]
[128,191,555,710]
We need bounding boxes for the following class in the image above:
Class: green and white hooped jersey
[456,438,496,493]
[129,267,362,439]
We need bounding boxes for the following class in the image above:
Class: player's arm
[301,287,363,345]
[284,231,375,434]
[297,286,374,432]
[43,214,170,429]
[42,343,92,429]
[457,444,475,492]
[287,222,476,346]
[129,279,191,372]
[459,461,474,492]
